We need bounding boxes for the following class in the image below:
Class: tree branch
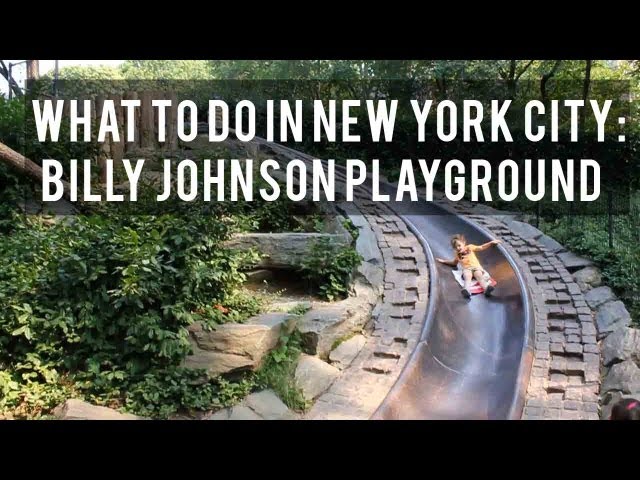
[515,60,535,80]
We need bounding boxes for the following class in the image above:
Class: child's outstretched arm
[475,239,502,251]
[436,256,458,267]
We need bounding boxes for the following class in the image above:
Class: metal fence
[533,190,640,250]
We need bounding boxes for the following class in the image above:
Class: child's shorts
[462,267,490,280]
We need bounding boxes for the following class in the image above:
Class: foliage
[541,213,640,325]
[299,239,363,301]
[288,303,311,316]
[122,368,253,418]
[252,330,308,411]
[342,218,359,241]
[0,209,260,418]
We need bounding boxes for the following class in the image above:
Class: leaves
[298,239,363,301]
[0,202,263,418]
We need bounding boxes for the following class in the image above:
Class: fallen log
[0,141,72,198]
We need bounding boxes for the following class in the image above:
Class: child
[610,398,640,420]
[436,234,501,298]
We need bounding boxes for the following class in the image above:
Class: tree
[0,61,23,98]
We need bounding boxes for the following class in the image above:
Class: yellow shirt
[457,244,482,269]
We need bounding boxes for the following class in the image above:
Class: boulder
[53,399,143,420]
[573,266,602,292]
[357,263,384,293]
[223,232,351,269]
[298,295,372,359]
[601,360,640,395]
[243,390,295,420]
[329,334,367,370]
[228,406,263,420]
[536,234,566,254]
[557,252,594,272]
[595,301,632,339]
[207,408,231,420]
[471,204,501,215]
[341,208,384,293]
[207,390,297,420]
[504,220,543,240]
[584,286,616,310]
[295,354,340,401]
[183,313,297,377]
[602,327,640,367]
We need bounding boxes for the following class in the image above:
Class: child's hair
[610,398,640,420]
[451,234,466,248]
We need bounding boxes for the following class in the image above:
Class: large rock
[471,204,501,215]
[53,399,143,420]
[347,214,381,265]
[504,220,543,240]
[557,252,594,272]
[207,408,231,420]
[536,234,566,253]
[298,292,372,359]
[207,390,297,420]
[228,406,263,420]
[602,328,640,367]
[601,360,640,395]
[595,301,632,339]
[584,286,616,310]
[243,390,295,420]
[295,354,340,401]
[341,208,384,293]
[329,334,367,370]
[573,266,602,292]
[357,263,384,293]
[183,313,297,377]
[223,232,351,269]
[298,307,350,358]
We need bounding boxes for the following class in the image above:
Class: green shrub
[0,210,261,418]
[298,239,363,301]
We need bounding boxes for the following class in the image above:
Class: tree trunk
[580,60,592,132]
[541,60,562,104]
[27,60,40,80]
[0,141,71,194]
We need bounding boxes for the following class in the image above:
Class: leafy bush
[0,210,261,418]
[299,239,363,301]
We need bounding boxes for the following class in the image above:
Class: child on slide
[436,234,501,298]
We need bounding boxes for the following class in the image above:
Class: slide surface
[370,187,535,419]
